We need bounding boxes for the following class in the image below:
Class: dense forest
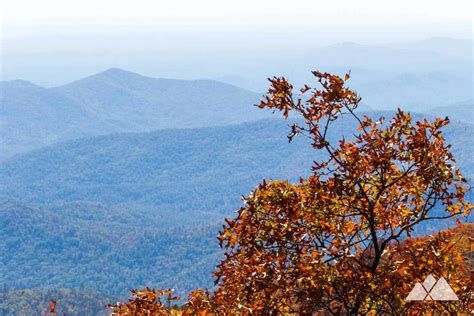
[0,289,111,316]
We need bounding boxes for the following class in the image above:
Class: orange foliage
[110,71,472,315]
[214,71,472,314]
[108,288,179,315]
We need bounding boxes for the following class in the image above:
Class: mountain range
[0,68,267,159]
[2,67,472,161]
[430,100,474,124]
[0,65,472,314]
[3,36,472,89]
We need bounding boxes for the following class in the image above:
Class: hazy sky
[2,0,472,37]
[0,0,472,86]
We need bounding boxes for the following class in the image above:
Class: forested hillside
[1,119,314,303]
[0,119,313,224]
[0,200,220,298]
[0,288,111,316]
[1,114,472,210]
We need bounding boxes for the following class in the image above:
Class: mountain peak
[95,68,145,79]
[57,68,152,89]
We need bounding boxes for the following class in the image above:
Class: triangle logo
[429,277,459,301]
[406,274,458,301]
[405,282,428,301]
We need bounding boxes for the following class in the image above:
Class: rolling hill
[51,68,267,129]
[0,119,314,223]
[0,68,268,160]
[1,113,472,210]
[0,80,101,159]
[2,66,471,161]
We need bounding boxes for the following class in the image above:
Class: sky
[2,0,472,38]
[0,0,472,86]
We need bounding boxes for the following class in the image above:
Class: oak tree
[214,71,472,314]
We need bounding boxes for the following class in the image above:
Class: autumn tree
[214,71,473,314]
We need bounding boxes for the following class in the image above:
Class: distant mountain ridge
[2,66,472,160]
[0,118,313,220]
[392,37,472,58]
[0,68,268,160]
[428,100,473,124]
[1,113,471,221]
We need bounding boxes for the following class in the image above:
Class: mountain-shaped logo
[405,274,458,301]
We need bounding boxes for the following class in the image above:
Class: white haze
[0,0,472,91]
